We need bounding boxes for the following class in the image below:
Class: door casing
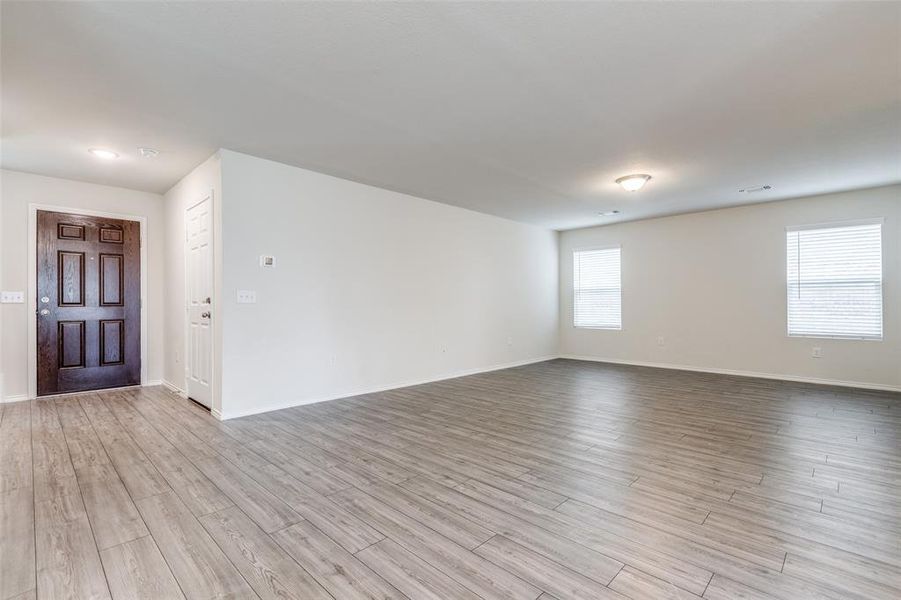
[27,204,148,399]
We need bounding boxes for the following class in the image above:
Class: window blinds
[573,247,621,329]
[786,222,882,339]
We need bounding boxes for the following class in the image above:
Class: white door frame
[183,191,216,410]
[27,204,149,399]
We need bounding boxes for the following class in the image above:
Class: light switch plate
[0,291,25,303]
[260,255,276,268]
[236,290,257,304]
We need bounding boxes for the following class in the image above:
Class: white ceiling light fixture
[138,147,159,158]
[599,210,620,217]
[88,148,119,160]
[615,174,652,192]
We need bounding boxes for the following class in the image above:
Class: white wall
[215,150,559,418]
[161,153,223,412]
[559,185,901,390]
[0,169,165,400]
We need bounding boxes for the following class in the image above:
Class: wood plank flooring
[2,358,900,600]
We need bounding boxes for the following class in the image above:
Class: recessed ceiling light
[88,148,119,160]
[599,210,621,217]
[615,174,651,192]
[138,147,159,158]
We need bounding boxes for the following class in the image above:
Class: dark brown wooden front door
[37,210,141,396]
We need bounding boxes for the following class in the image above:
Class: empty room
[1,1,899,599]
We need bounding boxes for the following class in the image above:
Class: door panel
[185,196,213,408]
[100,254,124,305]
[100,319,125,365]
[37,210,141,395]
[58,321,86,368]
[58,251,85,305]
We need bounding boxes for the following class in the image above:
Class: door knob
[39,308,50,316]
[201,311,211,319]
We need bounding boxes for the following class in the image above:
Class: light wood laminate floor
[2,359,900,600]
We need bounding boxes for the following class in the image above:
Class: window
[786,221,882,339]
[573,247,621,329]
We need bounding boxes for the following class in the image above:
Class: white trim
[215,355,559,420]
[161,379,188,397]
[560,355,901,393]
[4,380,166,403]
[20,384,145,401]
[1,394,29,404]
[571,243,622,252]
[27,204,149,400]
[785,217,884,232]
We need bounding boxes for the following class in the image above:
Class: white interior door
[185,194,213,408]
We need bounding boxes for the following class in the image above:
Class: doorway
[185,194,214,408]
[35,210,142,395]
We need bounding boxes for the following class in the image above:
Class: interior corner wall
[559,184,901,390]
[162,153,223,412]
[214,149,559,418]
[0,169,166,400]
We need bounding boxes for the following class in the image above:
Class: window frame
[784,218,884,341]
[572,244,623,330]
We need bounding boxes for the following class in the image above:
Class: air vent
[738,185,772,194]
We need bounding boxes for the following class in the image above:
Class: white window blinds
[786,222,883,339]
[573,247,621,329]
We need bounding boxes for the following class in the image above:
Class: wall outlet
[0,291,25,303]
[236,290,257,304]
[656,336,665,347]
[812,346,823,358]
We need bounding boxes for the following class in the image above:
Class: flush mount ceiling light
[138,147,159,158]
[88,148,119,160]
[599,210,621,217]
[615,174,652,192]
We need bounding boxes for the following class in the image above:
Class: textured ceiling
[2,1,899,229]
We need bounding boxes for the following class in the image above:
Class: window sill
[788,334,883,341]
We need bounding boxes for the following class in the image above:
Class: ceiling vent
[738,185,772,194]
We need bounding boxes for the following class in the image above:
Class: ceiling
[2,1,899,230]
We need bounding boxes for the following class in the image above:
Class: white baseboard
[1,393,29,404]
[2,379,168,403]
[160,379,188,397]
[216,355,559,420]
[560,355,901,393]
